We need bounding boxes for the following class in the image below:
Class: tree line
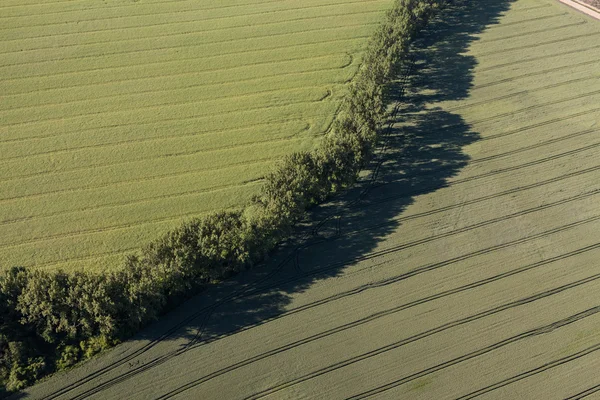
[0,0,445,393]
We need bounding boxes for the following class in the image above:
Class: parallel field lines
[0,0,393,271]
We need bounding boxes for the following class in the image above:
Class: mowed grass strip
[0,0,393,271]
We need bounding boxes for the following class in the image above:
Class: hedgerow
[0,0,445,393]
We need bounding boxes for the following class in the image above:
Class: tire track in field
[0,142,292,200]
[1,79,333,113]
[0,107,312,143]
[0,173,266,224]
[0,37,362,83]
[1,55,356,105]
[334,163,600,237]
[148,244,600,400]
[0,118,312,179]
[23,75,598,132]
[480,108,600,141]
[0,27,370,78]
[309,113,600,244]
[473,62,600,96]
[476,31,600,57]
[0,117,308,159]
[565,384,600,399]
[0,110,309,157]
[0,83,331,125]
[470,128,599,162]
[5,89,599,184]
[2,48,356,91]
[0,0,283,17]
[467,88,600,126]
[483,12,568,29]
[489,3,553,13]
[446,76,600,112]
[186,243,600,352]
[0,177,264,225]
[0,0,386,34]
[0,61,348,106]
[471,20,587,44]
[373,138,600,194]
[0,139,287,182]
[0,144,287,201]
[0,9,384,55]
[1,72,338,128]
[478,43,600,73]
[0,0,300,20]
[456,344,600,400]
[4,103,597,225]
[3,146,596,259]
[0,186,281,249]
[0,138,299,184]
[0,156,275,205]
[247,296,600,399]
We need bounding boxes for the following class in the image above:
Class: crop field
[17,0,600,399]
[0,0,394,272]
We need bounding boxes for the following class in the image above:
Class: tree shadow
[162,0,514,365]
[19,1,517,398]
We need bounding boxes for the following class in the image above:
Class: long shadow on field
[23,1,515,399]
[190,0,512,358]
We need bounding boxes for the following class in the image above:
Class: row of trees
[0,0,445,394]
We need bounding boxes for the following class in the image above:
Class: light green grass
[0,0,394,271]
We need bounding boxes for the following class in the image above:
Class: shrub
[80,335,116,360]
[56,345,80,371]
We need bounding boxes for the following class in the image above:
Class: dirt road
[18,0,600,399]
[559,0,600,19]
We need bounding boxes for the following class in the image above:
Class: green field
[0,0,393,272]
[21,1,600,398]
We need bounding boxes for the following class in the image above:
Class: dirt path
[18,0,600,399]
[559,0,600,18]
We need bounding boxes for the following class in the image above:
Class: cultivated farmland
[0,0,393,272]
[21,0,600,398]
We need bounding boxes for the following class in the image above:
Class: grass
[0,0,394,272]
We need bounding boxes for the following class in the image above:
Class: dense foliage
[0,0,444,393]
